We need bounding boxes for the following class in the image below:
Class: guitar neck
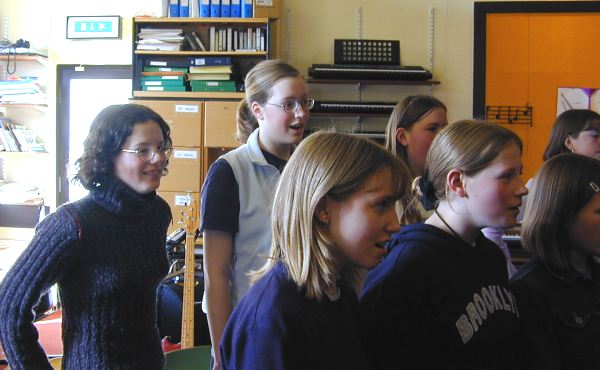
[180,233,196,349]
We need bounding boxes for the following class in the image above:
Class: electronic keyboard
[308,64,433,80]
[312,100,397,115]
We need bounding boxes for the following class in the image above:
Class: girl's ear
[447,169,467,198]
[396,127,409,147]
[564,135,575,152]
[251,101,264,121]
[314,197,330,225]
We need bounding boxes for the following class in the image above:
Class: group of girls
[207,60,600,370]
[0,57,597,370]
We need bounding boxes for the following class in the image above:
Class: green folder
[141,75,184,82]
[189,80,236,88]
[142,85,187,92]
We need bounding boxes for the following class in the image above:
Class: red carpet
[0,310,62,366]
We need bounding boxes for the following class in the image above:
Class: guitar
[180,194,199,350]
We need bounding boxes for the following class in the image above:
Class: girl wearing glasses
[201,59,312,370]
[510,154,600,370]
[220,132,409,370]
[0,104,173,369]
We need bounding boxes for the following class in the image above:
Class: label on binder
[175,104,199,113]
[256,0,273,5]
[174,150,198,159]
[175,194,193,206]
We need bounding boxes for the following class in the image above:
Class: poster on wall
[557,87,600,116]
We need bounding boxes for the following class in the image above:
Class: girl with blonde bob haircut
[361,120,528,369]
[220,131,410,370]
[510,154,600,370]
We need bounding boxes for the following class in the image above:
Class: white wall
[0,0,574,208]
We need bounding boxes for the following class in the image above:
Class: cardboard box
[254,0,280,19]
[133,100,203,148]
[159,146,202,192]
[204,100,240,148]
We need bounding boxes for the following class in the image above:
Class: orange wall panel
[486,13,600,180]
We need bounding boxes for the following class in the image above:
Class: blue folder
[230,0,241,17]
[199,0,210,17]
[179,0,190,17]
[221,0,231,17]
[210,0,221,17]
[169,0,180,17]
[241,0,252,18]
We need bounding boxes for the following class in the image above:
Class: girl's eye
[378,199,393,210]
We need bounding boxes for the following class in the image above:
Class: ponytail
[236,98,258,144]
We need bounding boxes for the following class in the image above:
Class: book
[191,31,207,51]
[189,65,233,74]
[141,75,185,82]
[137,28,184,51]
[191,85,237,92]
[9,122,37,152]
[141,71,186,77]
[145,58,190,68]
[142,85,187,92]
[187,56,231,66]
[142,80,186,87]
[0,118,20,151]
[189,80,236,87]
[143,66,189,72]
[184,33,200,51]
[186,73,231,81]
[136,42,182,51]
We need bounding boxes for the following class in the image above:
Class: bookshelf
[132,17,276,98]
[0,55,50,233]
[131,15,280,230]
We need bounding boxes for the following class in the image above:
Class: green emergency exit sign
[66,16,121,39]
[74,20,113,33]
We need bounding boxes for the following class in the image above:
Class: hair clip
[591,182,599,193]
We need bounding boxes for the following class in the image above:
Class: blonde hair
[424,120,522,206]
[236,60,301,144]
[384,95,446,173]
[254,131,410,300]
[522,154,600,277]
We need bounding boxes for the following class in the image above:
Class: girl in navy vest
[510,154,600,370]
[201,60,312,369]
[0,104,173,369]
[220,131,410,370]
[361,120,528,370]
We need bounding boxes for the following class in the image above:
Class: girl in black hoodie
[360,120,528,370]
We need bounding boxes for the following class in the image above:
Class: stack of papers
[0,182,41,204]
[0,78,45,104]
[137,28,184,51]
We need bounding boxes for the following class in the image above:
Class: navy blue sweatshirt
[220,262,368,370]
[360,223,523,370]
[0,176,171,370]
[511,257,600,370]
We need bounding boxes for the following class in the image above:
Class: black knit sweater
[0,176,171,370]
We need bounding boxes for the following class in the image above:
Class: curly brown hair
[73,104,172,190]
